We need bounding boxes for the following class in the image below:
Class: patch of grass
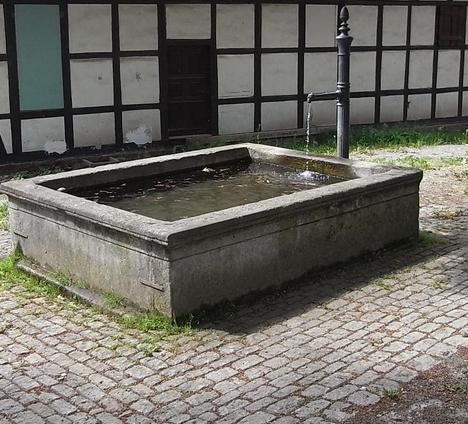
[373,278,393,290]
[372,156,466,170]
[432,209,468,220]
[0,203,8,231]
[275,127,468,156]
[0,253,196,343]
[418,231,447,247]
[118,312,194,336]
[0,253,61,297]
[383,388,401,401]
[427,279,447,289]
[102,291,126,308]
[444,382,468,393]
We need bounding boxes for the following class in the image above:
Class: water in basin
[74,160,345,221]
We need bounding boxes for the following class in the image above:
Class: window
[436,4,466,48]
[15,5,64,111]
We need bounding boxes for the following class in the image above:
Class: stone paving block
[347,389,381,406]
[238,411,276,424]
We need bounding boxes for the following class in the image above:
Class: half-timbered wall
[0,1,467,160]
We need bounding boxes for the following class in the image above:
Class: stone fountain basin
[0,144,422,317]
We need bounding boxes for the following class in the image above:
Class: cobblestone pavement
[0,147,467,423]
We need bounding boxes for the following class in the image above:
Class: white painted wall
[262,4,298,48]
[437,50,460,88]
[409,51,433,89]
[436,92,458,118]
[261,101,297,131]
[217,55,254,98]
[383,6,407,46]
[304,52,336,93]
[0,120,12,154]
[304,100,336,128]
[0,62,9,114]
[74,113,115,148]
[22,117,66,153]
[306,5,336,48]
[351,52,376,92]
[351,98,374,124]
[381,51,406,90]
[0,5,5,54]
[166,4,210,39]
[69,4,112,53]
[261,53,297,96]
[217,4,254,48]
[71,59,114,108]
[380,96,404,123]
[123,109,161,144]
[411,6,435,45]
[121,57,159,105]
[347,6,377,46]
[119,4,158,51]
[407,94,432,121]
[218,104,254,134]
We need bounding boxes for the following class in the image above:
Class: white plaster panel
[0,120,12,154]
[261,101,297,131]
[351,52,376,92]
[350,98,374,124]
[409,51,433,89]
[437,50,460,88]
[123,109,161,144]
[381,51,406,90]
[0,62,9,114]
[166,4,210,39]
[121,57,159,105]
[305,5,336,48]
[347,6,377,46]
[380,96,404,123]
[304,52,336,94]
[407,94,431,121]
[411,6,435,46]
[217,5,254,48]
[73,113,115,148]
[262,4,298,48]
[119,4,158,51]
[303,101,335,128]
[463,93,468,116]
[436,92,458,118]
[261,54,297,96]
[464,52,468,86]
[218,55,254,99]
[0,5,5,54]
[382,6,407,46]
[71,59,114,108]
[69,4,112,53]
[21,117,66,153]
[218,104,254,135]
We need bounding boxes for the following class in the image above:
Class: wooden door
[166,42,211,136]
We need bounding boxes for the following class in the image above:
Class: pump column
[336,7,353,159]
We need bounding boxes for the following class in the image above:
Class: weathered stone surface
[0,144,421,316]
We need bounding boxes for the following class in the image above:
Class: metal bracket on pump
[307,6,353,158]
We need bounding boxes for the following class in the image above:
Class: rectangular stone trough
[0,144,422,317]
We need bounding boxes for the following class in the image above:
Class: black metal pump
[307,6,353,158]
